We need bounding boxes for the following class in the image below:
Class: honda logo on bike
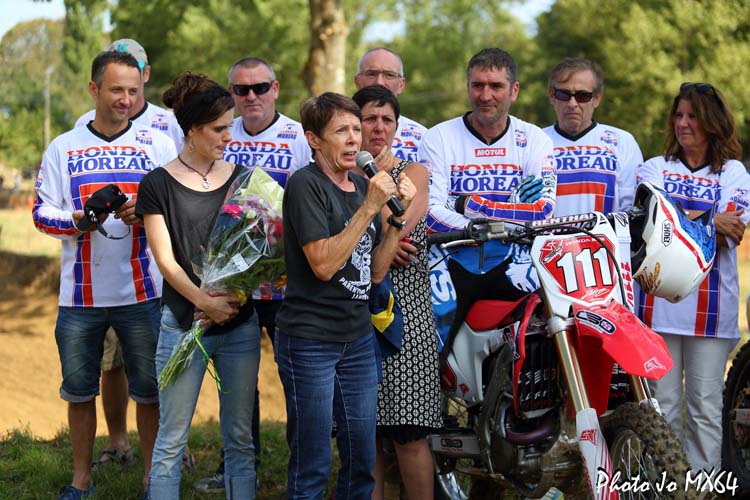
[580,429,597,445]
[662,220,673,246]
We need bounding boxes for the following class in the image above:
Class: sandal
[92,447,135,469]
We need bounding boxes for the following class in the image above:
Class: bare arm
[302,170,416,283]
[713,209,746,247]
[380,162,428,267]
[143,214,239,325]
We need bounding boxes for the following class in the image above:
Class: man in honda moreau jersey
[193,56,312,494]
[543,57,643,216]
[420,47,556,296]
[354,48,427,163]
[32,51,176,500]
[75,37,186,476]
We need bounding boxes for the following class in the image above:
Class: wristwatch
[387,215,407,230]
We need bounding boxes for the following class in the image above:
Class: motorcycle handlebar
[427,230,469,246]
[428,208,647,249]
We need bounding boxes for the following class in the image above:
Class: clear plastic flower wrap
[158,166,284,390]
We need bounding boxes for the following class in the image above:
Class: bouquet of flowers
[158,166,285,390]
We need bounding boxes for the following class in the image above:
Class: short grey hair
[548,57,604,94]
[356,47,404,77]
[228,57,276,84]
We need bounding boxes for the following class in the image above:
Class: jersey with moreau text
[636,156,750,339]
[421,114,556,232]
[33,123,176,307]
[543,122,642,216]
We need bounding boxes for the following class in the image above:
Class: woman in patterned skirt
[353,85,442,500]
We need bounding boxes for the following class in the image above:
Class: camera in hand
[76,184,128,231]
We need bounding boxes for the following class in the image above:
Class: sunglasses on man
[552,87,596,103]
[231,82,273,97]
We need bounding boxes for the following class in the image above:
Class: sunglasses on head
[552,87,595,103]
[680,82,716,95]
[231,82,273,97]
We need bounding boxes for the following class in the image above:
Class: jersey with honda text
[224,113,311,300]
[33,123,176,307]
[393,114,427,162]
[422,113,556,342]
[422,113,556,232]
[636,156,750,339]
[76,101,184,152]
[543,122,642,216]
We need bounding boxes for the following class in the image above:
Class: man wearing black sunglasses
[543,57,643,217]
[195,56,311,495]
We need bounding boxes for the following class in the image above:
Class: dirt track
[0,251,286,440]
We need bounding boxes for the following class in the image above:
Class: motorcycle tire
[722,339,750,496]
[602,402,695,500]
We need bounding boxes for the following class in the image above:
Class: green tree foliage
[111,0,311,118]
[61,0,107,118]
[533,0,750,158]
[0,19,66,170]
[377,0,532,128]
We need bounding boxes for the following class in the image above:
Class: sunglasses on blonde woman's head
[552,87,595,103]
[231,82,273,96]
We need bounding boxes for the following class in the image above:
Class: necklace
[178,155,215,189]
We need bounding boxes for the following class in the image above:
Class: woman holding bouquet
[136,73,259,499]
[275,92,416,499]
[352,85,442,500]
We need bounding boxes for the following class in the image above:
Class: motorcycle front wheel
[722,339,750,496]
[602,402,694,500]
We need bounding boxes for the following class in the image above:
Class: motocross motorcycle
[427,182,714,500]
[722,337,750,496]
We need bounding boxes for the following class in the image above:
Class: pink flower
[222,204,243,219]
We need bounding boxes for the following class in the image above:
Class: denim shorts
[55,299,160,403]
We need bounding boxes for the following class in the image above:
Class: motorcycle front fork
[548,317,656,414]
[548,317,621,500]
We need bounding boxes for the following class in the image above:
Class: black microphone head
[355,151,377,177]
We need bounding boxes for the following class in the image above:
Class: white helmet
[630,182,715,303]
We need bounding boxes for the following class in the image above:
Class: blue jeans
[275,331,378,499]
[149,305,260,500]
[55,299,160,403]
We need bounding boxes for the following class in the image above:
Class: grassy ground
[0,206,60,257]
[0,420,317,500]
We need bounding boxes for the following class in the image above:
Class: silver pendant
[201,178,211,189]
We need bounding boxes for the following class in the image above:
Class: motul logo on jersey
[580,429,597,445]
[474,147,506,157]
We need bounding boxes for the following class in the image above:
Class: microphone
[355,151,405,217]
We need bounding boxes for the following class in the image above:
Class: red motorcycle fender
[573,301,673,415]
[512,293,543,416]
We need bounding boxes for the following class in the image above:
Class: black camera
[76,184,128,231]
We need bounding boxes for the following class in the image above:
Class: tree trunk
[302,0,348,96]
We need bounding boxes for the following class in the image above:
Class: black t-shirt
[276,163,381,342]
[136,165,253,334]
